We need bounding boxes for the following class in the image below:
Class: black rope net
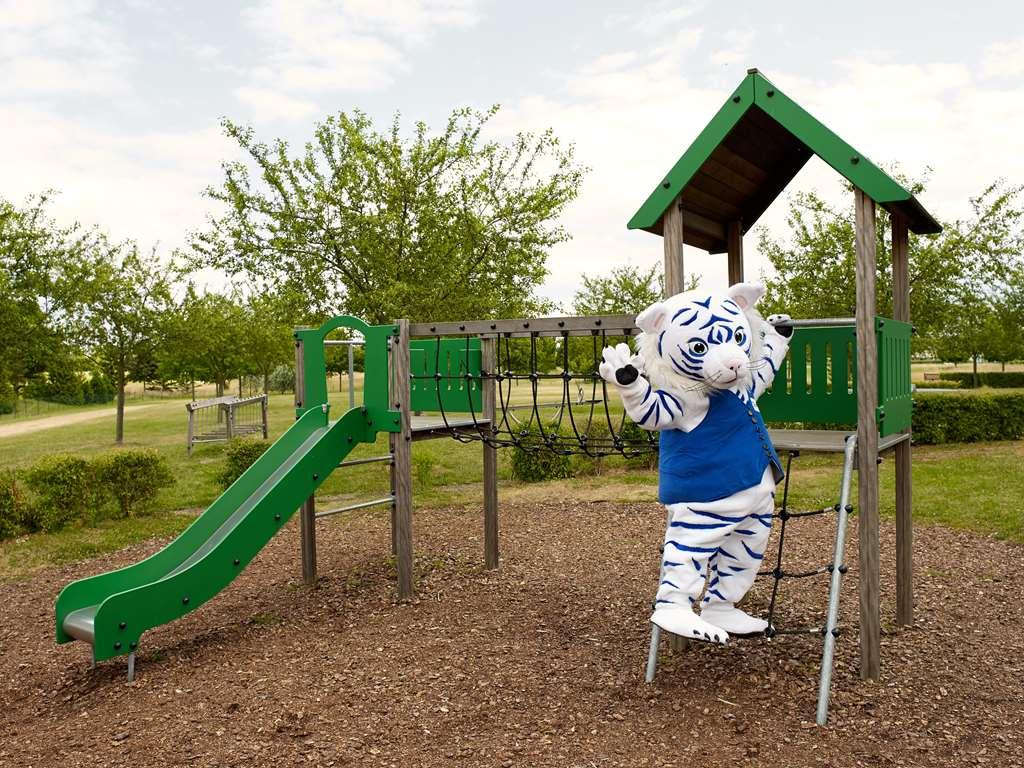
[413,330,657,458]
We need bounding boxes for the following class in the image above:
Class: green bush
[84,371,116,404]
[268,364,295,394]
[94,449,174,518]
[938,371,1024,388]
[219,438,271,488]
[510,430,573,482]
[912,393,1024,444]
[0,471,27,540]
[618,420,659,470]
[914,380,960,390]
[23,455,97,532]
[0,381,15,415]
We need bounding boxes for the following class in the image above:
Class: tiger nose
[725,357,745,373]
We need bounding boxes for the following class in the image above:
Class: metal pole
[816,434,858,725]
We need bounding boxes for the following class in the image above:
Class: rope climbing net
[411,326,658,458]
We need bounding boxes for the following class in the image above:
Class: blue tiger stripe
[670,520,730,529]
[660,579,680,589]
[666,541,718,553]
[692,510,747,522]
[741,541,764,560]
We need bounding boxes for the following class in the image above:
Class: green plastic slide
[55,404,375,662]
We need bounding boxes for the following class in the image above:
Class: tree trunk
[263,373,270,394]
[238,377,243,397]
[115,368,126,444]
[972,354,979,388]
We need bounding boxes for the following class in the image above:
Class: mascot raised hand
[599,283,792,644]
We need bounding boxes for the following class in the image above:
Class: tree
[758,180,1024,354]
[240,291,299,393]
[193,107,583,324]
[0,194,92,397]
[77,242,172,443]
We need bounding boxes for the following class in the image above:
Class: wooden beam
[390,319,415,599]
[663,200,685,296]
[727,220,744,285]
[892,214,913,628]
[679,208,725,241]
[482,338,499,570]
[855,189,881,681]
[295,338,317,585]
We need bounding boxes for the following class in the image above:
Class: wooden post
[892,214,913,627]
[261,394,269,440]
[186,404,195,455]
[662,200,685,296]
[295,337,317,585]
[224,402,234,441]
[482,338,499,569]
[855,189,880,681]
[390,319,414,599]
[727,220,744,285]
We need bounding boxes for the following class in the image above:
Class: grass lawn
[1,379,1021,580]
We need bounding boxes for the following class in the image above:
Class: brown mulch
[1,499,1022,767]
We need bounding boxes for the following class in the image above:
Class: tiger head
[635,283,766,394]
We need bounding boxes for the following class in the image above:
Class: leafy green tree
[758,180,1024,353]
[77,242,172,442]
[241,291,299,392]
[193,106,583,324]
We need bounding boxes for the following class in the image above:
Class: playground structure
[185,393,268,454]
[56,70,938,726]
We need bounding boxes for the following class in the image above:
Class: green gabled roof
[628,69,941,252]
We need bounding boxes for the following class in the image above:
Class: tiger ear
[635,300,669,334]
[727,282,765,310]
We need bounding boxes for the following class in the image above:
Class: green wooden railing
[758,317,912,437]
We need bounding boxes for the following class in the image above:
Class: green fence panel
[758,317,912,435]
[877,318,913,436]
[758,325,858,425]
[409,337,482,414]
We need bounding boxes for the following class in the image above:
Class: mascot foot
[700,603,768,635]
[651,605,729,645]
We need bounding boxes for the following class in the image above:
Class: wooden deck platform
[410,415,491,442]
[769,428,909,453]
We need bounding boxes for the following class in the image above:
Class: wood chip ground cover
[1,500,1021,767]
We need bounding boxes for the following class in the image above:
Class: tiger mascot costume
[599,282,793,644]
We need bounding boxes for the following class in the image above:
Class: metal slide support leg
[645,508,677,682]
[816,434,858,725]
[127,652,136,682]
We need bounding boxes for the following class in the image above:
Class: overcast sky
[2,0,1022,308]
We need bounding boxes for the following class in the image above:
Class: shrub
[268,364,295,394]
[219,438,271,488]
[0,471,27,540]
[912,393,1024,444]
[0,382,15,415]
[510,430,573,482]
[23,455,96,532]
[618,420,659,470]
[83,371,116,404]
[938,371,1024,388]
[94,450,174,518]
[914,380,959,390]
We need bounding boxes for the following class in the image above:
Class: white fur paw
[700,603,768,635]
[598,343,636,384]
[651,605,729,645]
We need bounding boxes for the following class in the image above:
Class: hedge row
[938,371,1024,388]
[0,449,174,540]
[911,393,1024,444]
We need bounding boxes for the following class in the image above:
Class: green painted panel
[627,77,754,232]
[410,337,482,414]
[759,317,913,436]
[877,318,913,436]
[759,325,858,425]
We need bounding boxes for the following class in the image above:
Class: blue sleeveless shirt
[658,390,784,505]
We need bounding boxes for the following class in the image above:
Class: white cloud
[981,37,1024,78]
[237,0,481,120]
[235,86,319,121]
[710,28,754,67]
[0,0,131,95]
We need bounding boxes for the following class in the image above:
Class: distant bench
[922,372,941,381]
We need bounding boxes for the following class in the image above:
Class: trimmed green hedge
[1,449,174,539]
[938,371,1024,388]
[912,393,1024,444]
[218,438,271,489]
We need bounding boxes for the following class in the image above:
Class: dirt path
[2,501,1022,767]
[0,404,159,440]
